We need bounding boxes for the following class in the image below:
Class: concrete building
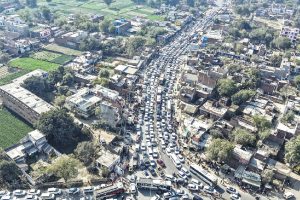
[113,18,131,35]
[96,149,120,172]
[0,70,53,125]
[280,27,299,43]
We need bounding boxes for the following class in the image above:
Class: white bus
[170,154,182,169]
[190,164,217,186]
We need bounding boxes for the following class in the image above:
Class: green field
[31,51,74,65]
[36,0,164,21]
[0,108,33,149]
[0,69,31,86]
[8,58,60,72]
[44,44,82,56]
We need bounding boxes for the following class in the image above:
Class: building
[0,70,53,125]
[280,27,299,43]
[65,88,102,119]
[5,130,59,171]
[199,100,228,121]
[54,30,88,49]
[113,18,131,35]
[96,149,120,172]
[0,14,29,36]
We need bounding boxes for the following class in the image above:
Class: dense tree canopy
[47,155,81,182]
[216,79,238,97]
[252,115,272,131]
[231,90,255,105]
[36,109,83,151]
[285,135,300,166]
[74,141,96,165]
[22,76,52,100]
[232,128,256,146]
[206,138,234,162]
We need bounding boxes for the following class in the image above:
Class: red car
[157,159,166,168]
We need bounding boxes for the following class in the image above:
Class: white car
[28,189,40,196]
[130,183,136,193]
[187,183,199,191]
[25,194,38,200]
[283,192,295,199]
[13,190,26,196]
[47,188,61,195]
[177,154,185,163]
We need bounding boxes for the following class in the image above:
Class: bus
[170,154,182,169]
[190,164,218,187]
[95,182,124,199]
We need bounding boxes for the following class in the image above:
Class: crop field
[0,108,33,149]
[37,0,164,21]
[9,58,60,72]
[31,51,74,65]
[0,69,30,86]
[44,44,82,56]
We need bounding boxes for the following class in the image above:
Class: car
[182,194,190,200]
[25,194,38,200]
[47,188,61,195]
[149,167,157,176]
[1,195,10,200]
[175,189,185,196]
[177,154,185,163]
[192,193,202,200]
[163,192,172,199]
[130,183,137,194]
[28,189,40,196]
[157,159,166,168]
[226,186,237,194]
[40,192,55,200]
[283,192,295,199]
[203,186,215,194]
[82,186,94,194]
[144,170,150,177]
[13,190,26,196]
[0,191,8,197]
[188,184,199,191]
[67,188,80,195]
[230,194,241,200]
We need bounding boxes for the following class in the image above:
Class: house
[235,166,261,188]
[113,18,131,35]
[54,30,88,49]
[3,38,40,55]
[0,14,29,36]
[232,145,253,165]
[65,88,102,119]
[199,100,228,121]
[0,70,53,125]
[96,149,121,172]
[5,130,60,171]
[267,158,291,180]
[280,26,299,43]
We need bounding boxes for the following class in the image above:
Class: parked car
[157,159,166,167]
[47,188,61,195]
[226,186,237,194]
[13,190,26,196]
[230,194,241,200]
[28,189,40,196]
[67,188,80,195]
[40,192,55,200]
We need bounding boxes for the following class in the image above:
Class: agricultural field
[31,51,74,65]
[8,58,60,72]
[44,44,82,56]
[0,69,30,86]
[0,108,33,149]
[36,0,164,21]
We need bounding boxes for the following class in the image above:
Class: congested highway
[133,8,222,200]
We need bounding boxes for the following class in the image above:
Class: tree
[40,6,51,21]
[281,111,295,124]
[26,0,37,7]
[258,129,271,141]
[47,155,81,182]
[36,109,83,151]
[0,52,11,64]
[62,73,74,86]
[103,0,113,7]
[206,138,234,162]
[22,76,51,100]
[231,90,255,105]
[186,0,195,7]
[216,79,237,97]
[54,95,66,108]
[0,160,20,184]
[227,63,242,74]
[74,141,96,165]
[99,69,110,78]
[125,36,147,57]
[252,115,272,131]
[232,128,256,146]
[99,20,111,33]
[294,75,300,89]
[272,37,291,50]
[261,169,274,184]
[269,55,282,67]
[285,135,300,166]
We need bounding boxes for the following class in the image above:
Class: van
[41,193,55,200]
